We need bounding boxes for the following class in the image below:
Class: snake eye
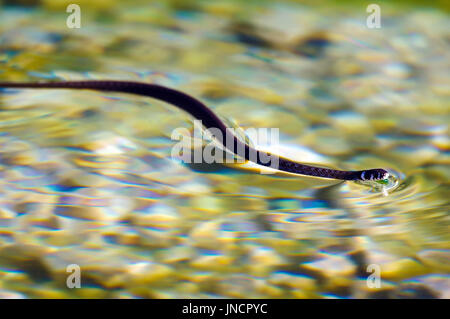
[360,169,389,181]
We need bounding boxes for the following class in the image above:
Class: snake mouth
[381,171,390,180]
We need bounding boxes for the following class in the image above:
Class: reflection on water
[0,1,448,298]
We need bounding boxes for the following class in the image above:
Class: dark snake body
[0,80,388,181]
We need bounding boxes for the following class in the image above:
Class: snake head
[360,168,389,181]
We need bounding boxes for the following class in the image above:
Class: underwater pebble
[248,246,285,267]
[0,289,27,299]
[390,145,440,168]
[413,275,450,299]
[124,261,174,286]
[216,275,259,298]
[302,253,356,278]
[189,220,232,250]
[0,208,17,220]
[353,279,397,299]
[190,251,234,271]
[417,250,450,273]
[43,248,132,288]
[130,204,179,229]
[137,228,177,248]
[0,244,52,277]
[157,245,194,264]
[188,196,223,215]
[54,205,115,221]
[245,245,285,276]
[392,282,439,299]
[253,280,284,298]
[381,62,411,79]
[380,258,429,281]
[330,111,372,134]
[268,271,316,291]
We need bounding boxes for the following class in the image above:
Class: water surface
[0,0,448,298]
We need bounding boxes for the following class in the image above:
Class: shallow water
[0,1,448,298]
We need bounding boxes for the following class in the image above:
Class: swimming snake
[0,80,389,181]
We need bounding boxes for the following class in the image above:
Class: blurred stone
[268,271,316,292]
[381,258,429,281]
[124,262,174,286]
[417,250,450,273]
[0,289,27,299]
[302,253,356,278]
